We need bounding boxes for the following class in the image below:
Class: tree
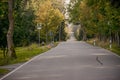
[14,0,37,46]
[68,0,120,46]
[31,0,65,43]
[7,0,17,58]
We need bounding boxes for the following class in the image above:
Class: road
[1,37,120,80]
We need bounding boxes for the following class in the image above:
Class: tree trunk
[82,28,87,41]
[45,24,48,44]
[7,0,17,59]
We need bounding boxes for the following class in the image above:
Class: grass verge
[87,39,120,56]
[0,69,9,77]
[0,43,59,76]
[0,69,9,74]
[0,43,55,66]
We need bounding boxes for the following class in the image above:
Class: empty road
[1,38,120,80]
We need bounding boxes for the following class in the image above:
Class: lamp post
[37,23,42,47]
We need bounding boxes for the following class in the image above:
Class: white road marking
[0,55,40,80]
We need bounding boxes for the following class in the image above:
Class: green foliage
[13,0,37,46]
[31,0,66,43]
[0,2,9,59]
[0,0,66,48]
[69,0,120,46]
[0,68,9,75]
[0,0,66,60]
[0,2,8,49]
[110,0,120,8]
[55,21,67,41]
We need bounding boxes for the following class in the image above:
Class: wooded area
[68,0,120,47]
[0,0,67,59]
[0,0,120,61]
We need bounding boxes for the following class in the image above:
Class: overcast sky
[65,0,70,4]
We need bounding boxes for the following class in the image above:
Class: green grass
[111,44,120,56]
[87,39,120,55]
[0,43,59,76]
[0,68,9,76]
[0,43,51,66]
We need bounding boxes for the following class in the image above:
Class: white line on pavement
[0,55,40,80]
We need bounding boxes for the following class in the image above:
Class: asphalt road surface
[1,39,120,80]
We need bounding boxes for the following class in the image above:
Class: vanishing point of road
[1,37,120,80]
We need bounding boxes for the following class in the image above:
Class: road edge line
[0,55,40,80]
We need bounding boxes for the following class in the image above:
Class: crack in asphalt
[96,56,103,65]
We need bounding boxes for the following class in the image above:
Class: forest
[0,0,66,59]
[0,0,120,62]
[68,0,120,50]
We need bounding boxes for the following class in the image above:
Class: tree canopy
[0,0,67,58]
[68,0,120,46]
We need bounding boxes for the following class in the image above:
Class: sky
[64,0,70,19]
[65,0,70,4]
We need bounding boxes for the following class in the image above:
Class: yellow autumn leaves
[31,0,64,28]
